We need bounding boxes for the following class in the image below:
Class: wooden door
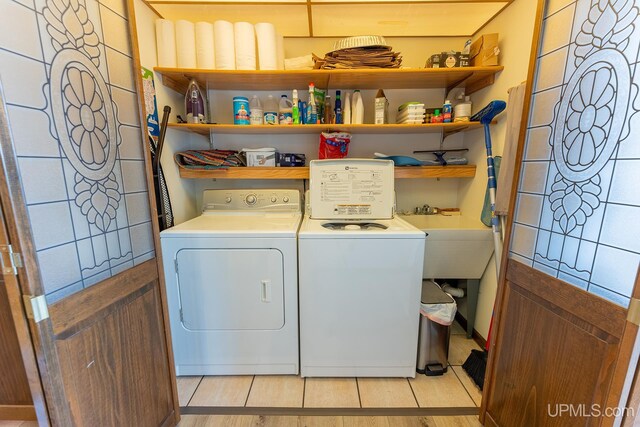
[0,201,44,422]
[0,0,179,424]
[481,0,640,426]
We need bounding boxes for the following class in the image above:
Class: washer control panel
[203,189,301,212]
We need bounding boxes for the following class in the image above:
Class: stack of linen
[396,103,426,124]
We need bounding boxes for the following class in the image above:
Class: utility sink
[399,214,494,279]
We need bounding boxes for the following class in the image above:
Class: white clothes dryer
[160,189,301,375]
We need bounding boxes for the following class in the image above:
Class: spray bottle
[292,89,300,124]
[307,83,317,125]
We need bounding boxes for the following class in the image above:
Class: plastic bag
[319,132,351,159]
[420,296,457,326]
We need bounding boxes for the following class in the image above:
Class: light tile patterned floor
[189,376,254,407]
[448,335,483,366]
[357,378,418,408]
[409,373,475,407]
[304,378,361,408]
[451,366,482,406]
[177,321,484,410]
[246,375,305,407]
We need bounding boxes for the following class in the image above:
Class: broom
[461,100,506,390]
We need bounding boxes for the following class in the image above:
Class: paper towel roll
[255,23,278,70]
[175,20,196,68]
[195,22,215,69]
[214,20,236,70]
[234,22,256,70]
[276,33,285,70]
[155,19,176,68]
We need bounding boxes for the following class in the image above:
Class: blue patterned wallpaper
[510,0,640,306]
[0,0,154,302]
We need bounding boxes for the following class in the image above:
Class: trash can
[416,280,457,376]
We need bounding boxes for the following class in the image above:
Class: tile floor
[177,322,483,410]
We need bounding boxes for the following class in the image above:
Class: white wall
[456,0,538,338]
[133,0,199,224]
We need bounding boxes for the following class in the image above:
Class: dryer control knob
[271,196,277,203]
[282,196,290,203]
[245,194,257,205]
[225,197,232,203]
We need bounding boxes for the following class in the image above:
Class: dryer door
[176,248,285,330]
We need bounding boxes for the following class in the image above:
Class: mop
[462,100,506,390]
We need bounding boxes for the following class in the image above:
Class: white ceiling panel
[150,4,311,36]
[312,3,507,36]
[149,1,509,37]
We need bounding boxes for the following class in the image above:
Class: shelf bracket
[446,71,474,95]
[209,128,215,150]
[443,124,471,139]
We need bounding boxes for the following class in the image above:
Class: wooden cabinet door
[0,0,179,424]
[481,0,640,426]
[0,202,43,422]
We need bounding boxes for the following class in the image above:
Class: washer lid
[309,159,395,220]
[298,215,425,239]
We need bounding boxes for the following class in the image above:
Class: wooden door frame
[0,160,45,423]
[0,0,180,423]
[0,79,70,426]
[479,0,640,424]
[126,0,181,420]
[620,274,640,426]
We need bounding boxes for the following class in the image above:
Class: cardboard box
[426,52,469,68]
[374,89,389,124]
[470,33,500,66]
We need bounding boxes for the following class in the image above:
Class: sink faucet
[415,204,438,215]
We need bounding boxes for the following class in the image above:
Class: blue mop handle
[484,122,503,274]
[471,100,507,275]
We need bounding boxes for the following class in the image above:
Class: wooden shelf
[178,165,476,180]
[168,122,486,136]
[155,67,504,95]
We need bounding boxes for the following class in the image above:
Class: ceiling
[146,1,511,37]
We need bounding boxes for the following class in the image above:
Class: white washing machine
[299,160,426,378]
[160,189,301,375]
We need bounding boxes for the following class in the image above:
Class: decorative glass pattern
[510,0,640,307]
[0,0,155,302]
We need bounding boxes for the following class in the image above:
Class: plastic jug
[278,95,293,125]
[352,90,364,124]
[264,95,278,125]
[249,95,263,125]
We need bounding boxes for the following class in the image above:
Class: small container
[263,95,278,125]
[185,79,206,124]
[243,148,277,166]
[278,95,293,125]
[323,95,333,124]
[249,95,263,125]
[430,109,443,124]
[233,96,250,125]
[277,153,306,167]
[443,100,452,123]
[454,96,472,122]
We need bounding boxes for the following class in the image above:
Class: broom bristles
[462,349,487,390]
